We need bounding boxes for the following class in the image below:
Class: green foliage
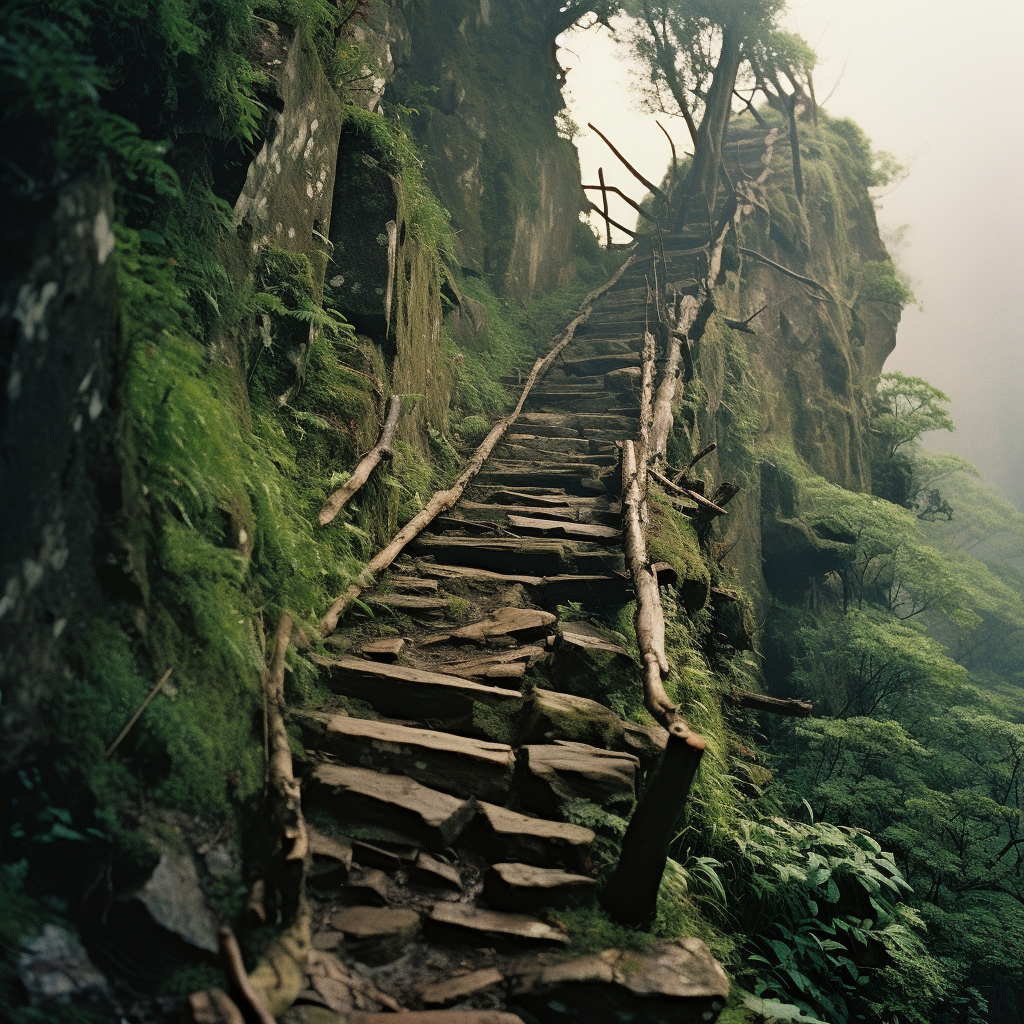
[872,372,954,459]
[858,260,917,309]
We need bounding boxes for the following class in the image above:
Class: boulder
[18,925,107,1004]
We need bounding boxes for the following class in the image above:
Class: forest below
[1,2,1023,1024]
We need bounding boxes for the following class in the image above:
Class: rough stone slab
[336,1014,524,1024]
[443,661,527,683]
[316,656,522,721]
[365,593,450,612]
[509,939,729,1024]
[390,576,438,592]
[337,868,394,907]
[518,743,639,818]
[330,907,421,965]
[464,801,594,872]
[360,637,405,661]
[308,764,476,852]
[420,967,504,1006]
[307,828,352,888]
[409,537,622,576]
[408,851,462,891]
[296,711,514,803]
[556,628,634,661]
[427,903,570,946]
[484,862,596,912]
[350,840,417,873]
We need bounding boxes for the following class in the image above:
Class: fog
[561,1,1024,508]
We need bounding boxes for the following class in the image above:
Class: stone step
[336,1014,524,1024]
[307,763,476,852]
[560,353,640,376]
[473,468,613,498]
[517,742,639,819]
[518,411,638,428]
[420,968,504,1007]
[482,490,618,510]
[317,656,523,721]
[458,502,622,529]
[494,443,618,466]
[360,637,405,661]
[483,862,596,912]
[295,711,515,803]
[364,593,450,614]
[419,607,556,646]
[426,903,570,947]
[416,563,628,607]
[463,800,594,871]
[508,939,730,1024]
[328,906,421,965]
[505,433,616,455]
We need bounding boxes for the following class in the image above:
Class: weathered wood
[637,331,656,473]
[729,688,814,717]
[602,730,705,927]
[365,593,450,612]
[219,928,276,1024]
[650,468,729,516]
[422,607,556,645]
[738,246,837,301]
[265,614,307,865]
[598,166,611,248]
[106,667,173,757]
[650,296,699,466]
[506,515,620,541]
[587,200,638,239]
[723,305,766,334]
[319,395,403,526]
[588,122,668,202]
[320,256,636,635]
[360,637,405,661]
[584,182,657,223]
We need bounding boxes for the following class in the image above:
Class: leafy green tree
[873,372,955,459]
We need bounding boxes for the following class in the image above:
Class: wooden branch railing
[586,200,638,239]
[583,183,657,223]
[319,254,637,636]
[588,122,668,203]
[319,394,403,526]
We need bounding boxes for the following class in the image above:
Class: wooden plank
[506,515,621,540]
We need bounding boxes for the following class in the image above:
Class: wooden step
[506,515,620,541]
[417,563,630,608]
[409,536,625,576]
[295,711,515,803]
[561,354,641,376]
[364,593,450,613]
[317,656,523,721]
[307,763,476,852]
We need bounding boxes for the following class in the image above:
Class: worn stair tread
[295,711,514,803]
[442,646,546,672]
[420,967,504,1006]
[410,536,624,576]
[389,575,438,593]
[557,628,634,661]
[427,903,570,946]
[519,743,639,818]
[408,850,463,891]
[365,593,450,611]
[418,564,624,600]
[483,862,597,912]
[421,606,557,645]
[507,515,620,540]
[360,637,406,661]
[465,800,594,871]
[317,656,523,721]
[339,1012,525,1024]
[483,490,612,508]
[309,763,476,851]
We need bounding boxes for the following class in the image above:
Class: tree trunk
[672,24,743,233]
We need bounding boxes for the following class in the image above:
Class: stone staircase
[283,127,777,1023]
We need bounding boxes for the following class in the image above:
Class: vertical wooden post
[603,729,706,927]
[598,167,611,249]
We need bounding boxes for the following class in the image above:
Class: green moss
[648,491,709,588]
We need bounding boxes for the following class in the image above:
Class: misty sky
[561,1,1024,508]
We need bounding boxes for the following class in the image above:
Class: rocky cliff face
[390,0,584,299]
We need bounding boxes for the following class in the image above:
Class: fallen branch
[685,442,717,473]
[588,122,668,202]
[656,120,679,186]
[598,167,611,248]
[729,688,813,717]
[219,928,277,1024]
[320,255,637,635]
[106,668,173,758]
[319,395,403,526]
[651,468,729,516]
